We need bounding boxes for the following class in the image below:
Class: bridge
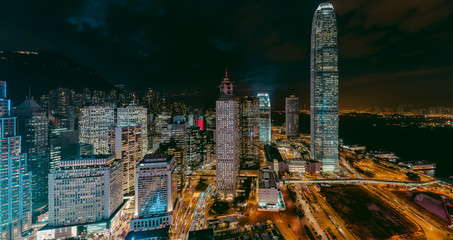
[188,170,440,187]
[283,178,440,187]
[189,170,258,178]
[188,170,216,177]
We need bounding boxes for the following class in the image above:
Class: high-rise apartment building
[109,124,142,195]
[79,106,115,154]
[0,81,32,240]
[285,95,299,138]
[216,71,238,199]
[310,2,339,172]
[130,154,177,231]
[238,96,260,167]
[47,154,123,227]
[117,105,148,155]
[15,97,50,204]
[257,93,271,144]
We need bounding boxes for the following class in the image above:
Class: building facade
[161,120,186,192]
[49,129,78,171]
[0,81,32,240]
[257,168,284,211]
[79,106,115,154]
[48,154,123,227]
[238,96,260,167]
[117,105,148,155]
[109,124,142,195]
[257,169,279,207]
[216,71,238,199]
[15,97,50,204]
[184,126,203,175]
[257,93,271,144]
[285,95,299,138]
[310,2,339,172]
[131,154,177,231]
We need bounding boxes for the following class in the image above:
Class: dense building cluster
[1,2,345,239]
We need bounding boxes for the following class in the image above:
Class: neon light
[197,120,204,131]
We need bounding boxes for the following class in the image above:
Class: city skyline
[3,1,453,240]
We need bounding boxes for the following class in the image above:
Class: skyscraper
[184,126,203,175]
[257,93,271,144]
[117,105,148,155]
[130,154,177,231]
[0,81,32,240]
[285,95,299,138]
[238,96,260,167]
[310,2,339,172]
[79,106,115,154]
[47,154,123,227]
[109,124,142,195]
[216,70,238,199]
[15,97,50,205]
[160,118,186,192]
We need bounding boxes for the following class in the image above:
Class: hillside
[0,50,116,104]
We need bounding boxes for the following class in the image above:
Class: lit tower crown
[219,68,234,96]
[317,2,334,11]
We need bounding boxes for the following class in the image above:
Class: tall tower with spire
[310,2,339,172]
[215,69,238,199]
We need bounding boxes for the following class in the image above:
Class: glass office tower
[15,97,50,205]
[0,81,32,240]
[285,95,299,138]
[238,96,260,165]
[257,93,271,144]
[310,2,339,172]
[131,154,177,231]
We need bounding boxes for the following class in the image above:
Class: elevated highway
[283,178,439,187]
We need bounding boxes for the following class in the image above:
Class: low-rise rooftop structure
[257,168,285,211]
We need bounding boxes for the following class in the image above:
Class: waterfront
[273,112,453,178]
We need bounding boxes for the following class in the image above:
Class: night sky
[1,0,453,109]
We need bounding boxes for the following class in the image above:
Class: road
[366,185,451,240]
[302,184,357,240]
[289,184,327,240]
[172,178,214,240]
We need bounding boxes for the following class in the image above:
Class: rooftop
[258,168,278,189]
[14,97,43,113]
[60,154,115,167]
[317,2,334,11]
[139,154,174,165]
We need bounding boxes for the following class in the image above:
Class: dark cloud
[211,38,237,52]
[265,42,306,63]
[340,31,387,59]
[1,0,452,109]
[334,0,453,32]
